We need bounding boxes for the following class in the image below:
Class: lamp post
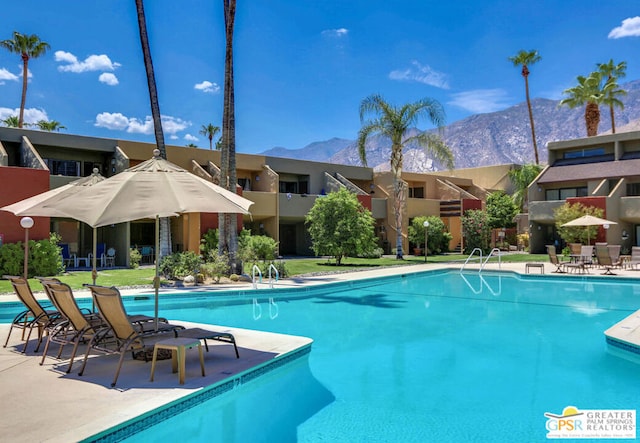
[20,217,34,279]
[423,220,430,263]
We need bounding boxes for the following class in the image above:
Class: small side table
[525,263,545,274]
[150,337,205,384]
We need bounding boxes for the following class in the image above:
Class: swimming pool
[22,270,640,442]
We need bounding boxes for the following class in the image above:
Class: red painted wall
[462,198,482,213]
[0,166,51,243]
[357,194,372,211]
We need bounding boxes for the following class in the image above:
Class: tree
[597,59,627,134]
[219,0,239,269]
[408,215,452,254]
[305,188,377,265]
[135,0,171,257]
[560,71,605,137]
[1,115,20,127]
[1,32,50,129]
[508,164,542,212]
[199,123,220,150]
[36,120,66,131]
[554,202,604,245]
[357,94,454,259]
[508,50,542,164]
[486,191,518,229]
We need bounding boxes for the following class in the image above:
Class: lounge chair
[595,245,623,275]
[2,276,63,353]
[568,243,582,256]
[78,285,183,387]
[38,280,108,372]
[607,245,621,264]
[580,245,594,267]
[628,246,640,270]
[546,246,586,274]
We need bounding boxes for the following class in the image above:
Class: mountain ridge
[260,80,640,172]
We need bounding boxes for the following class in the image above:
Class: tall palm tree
[219,0,239,265]
[135,0,171,257]
[36,120,66,131]
[597,59,627,134]
[508,50,542,165]
[199,123,220,150]
[560,71,604,137]
[357,94,454,259]
[0,32,50,128]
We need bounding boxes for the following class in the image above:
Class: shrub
[200,252,230,283]
[239,235,278,263]
[129,248,142,269]
[199,228,218,261]
[462,210,491,254]
[0,233,63,277]
[159,251,203,279]
[408,216,452,254]
[0,242,24,276]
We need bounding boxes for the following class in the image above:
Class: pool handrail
[460,248,483,273]
[480,248,502,272]
[268,264,279,288]
[252,265,262,289]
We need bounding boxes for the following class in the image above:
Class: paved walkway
[1,260,639,442]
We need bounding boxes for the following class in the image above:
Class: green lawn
[0,253,548,295]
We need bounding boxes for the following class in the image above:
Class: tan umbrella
[1,169,106,284]
[32,150,253,329]
[561,214,617,244]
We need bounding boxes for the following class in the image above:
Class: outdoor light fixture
[423,220,430,263]
[20,217,34,279]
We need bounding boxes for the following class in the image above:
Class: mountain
[259,80,640,172]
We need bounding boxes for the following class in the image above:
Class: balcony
[242,190,277,218]
[619,196,640,222]
[279,193,317,219]
[528,200,566,224]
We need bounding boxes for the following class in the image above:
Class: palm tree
[1,115,20,127]
[508,163,542,212]
[219,0,239,266]
[134,0,171,257]
[508,50,542,165]
[560,71,604,137]
[597,59,627,134]
[0,32,50,128]
[357,94,454,259]
[199,123,220,150]
[36,120,66,131]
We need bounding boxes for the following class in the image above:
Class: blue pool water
[7,270,640,442]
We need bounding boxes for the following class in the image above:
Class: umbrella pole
[92,228,98,285]
[154,215,160,332]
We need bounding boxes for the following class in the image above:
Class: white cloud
[194,80,220,94]
[0,107,48,124]
[447,89,510,113]
[321,28,348,38]
[98,72,119,86]
[94,112,190,136]
[55,51,121,73]
[184,133,198,142]
[0,68,19,84]
[609,16,640,39]
[389,61,450,89]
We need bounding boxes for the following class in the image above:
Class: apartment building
[528,130,640,253]
[0,127,511,264]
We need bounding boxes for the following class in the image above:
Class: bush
[239,235,278,263]
[129,248,142,269]
[200,252,230,283]
[408,216,452,254]
[0,233,63,277]
[462,210,491,254]
[159,251,203,280]
[200,228,219,261]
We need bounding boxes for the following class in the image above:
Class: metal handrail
[252,265,262,289]
[480,248,502,272]
[268,264,279,288]
[460,248,483,273]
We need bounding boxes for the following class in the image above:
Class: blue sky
[1,1,639,154]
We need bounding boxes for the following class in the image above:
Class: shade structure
[0,169,106,284]
[561,214,617,244]
[23,150,253,329]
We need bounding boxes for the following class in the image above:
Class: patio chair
[580,245,594,267]
[607,245,621,264]
[79,285,183,387]
[105,248,116,267]
[2,276,63,353]
[629,246,640,270]
[568,243,582,255]
[38,280,108,372]
[140,246,154,264]
[59,243,76,268]
[88,242,107,268]
[595,245,623,275]
[546,246,585,274]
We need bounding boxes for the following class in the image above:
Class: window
[627,183,640,196]
[279,181,298,194]
[408,187,424,198]
[45,159,80,176]
[546,187,588,200]
[564,147,605,159]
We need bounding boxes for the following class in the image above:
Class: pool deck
[2,260,640,442]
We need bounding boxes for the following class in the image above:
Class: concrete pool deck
[1,260,640,442]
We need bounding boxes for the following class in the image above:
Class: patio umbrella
[30,150,253,330]
[1,169,106,284]
[561,214,617,244]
